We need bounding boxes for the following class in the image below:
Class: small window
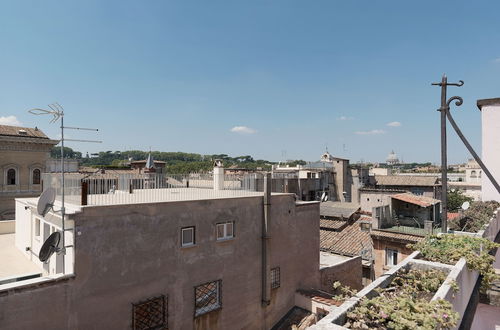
[132,295,167,330]
[33,169,41,185]
[367,198,370,201]
[7,169,16,185]
[35,218,41,239]
[181,227,195,247]
[195,280,221,317]
[386,249,398,266]
[216,222,234,241]
[271,267,280,289]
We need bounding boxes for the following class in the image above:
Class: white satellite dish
[461,201,470,211]
[37,188,56,216]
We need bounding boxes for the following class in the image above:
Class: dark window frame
[7,168,16,185]
[32,169,41,185]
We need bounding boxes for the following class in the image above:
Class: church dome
[386,150,400,165]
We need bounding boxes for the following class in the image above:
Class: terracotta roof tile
[370,229,424,243]
[320,219,347,230]
[0,125,50,139]
[391,193,440,207]
[320,202,360,219]
[375,175,439,187]
[320,220,372,258]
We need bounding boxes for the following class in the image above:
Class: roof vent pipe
[213,159,224,190]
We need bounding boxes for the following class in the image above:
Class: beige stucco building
[0,172,320,329]
[0,125,58,220]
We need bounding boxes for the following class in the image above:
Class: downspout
[262,172,271,307]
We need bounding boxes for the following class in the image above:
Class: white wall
[481,102,500,201]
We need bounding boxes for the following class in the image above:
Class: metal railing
[42,173,264,206]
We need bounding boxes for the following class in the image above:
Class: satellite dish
[39,231,61,262]
[37,188,56,216]
[461,201,470,211]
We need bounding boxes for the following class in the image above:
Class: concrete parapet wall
[0,220,15,234]
[319,256,362,293]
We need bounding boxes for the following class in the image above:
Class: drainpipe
[262,172,271,306]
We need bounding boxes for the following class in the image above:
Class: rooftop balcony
[41,172,265,206]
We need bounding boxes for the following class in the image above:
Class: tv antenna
[29,103,102,274]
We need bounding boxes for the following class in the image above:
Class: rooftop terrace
[42,173,267,206]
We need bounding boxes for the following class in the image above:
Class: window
[386,249,398,266]
[216,222,234,241]
[181,227,195,247]
[471,170,477,178]
[132,295,167,330]
[35,218,41,240]
[367,198,370,201]
[7,169,16,185]
[271,267,280,289]
[32,169,41,185]
[195,280,221,317]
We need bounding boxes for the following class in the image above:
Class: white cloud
[338,115,354,121]
[0,115,22,126]
[493,58,500,63]
[355,129,386,135]
[387,121,401,127]
[230,126,256,134]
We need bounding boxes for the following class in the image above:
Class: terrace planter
[309,251,478,330]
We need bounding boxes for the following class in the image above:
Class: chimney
[213,159,224,190]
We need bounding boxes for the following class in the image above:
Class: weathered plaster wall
[0,195,319,330]
[319,256,362,292]
[371,236,415,279]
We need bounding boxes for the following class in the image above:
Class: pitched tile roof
[375,175,439,187]
[320,219,347,230]
[320,220,372,259]
[320,202,360,219]
[370,229,424,243]
[0,125,50,139]
[391,193,440,207]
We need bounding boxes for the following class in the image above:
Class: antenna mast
[29,103,101,274]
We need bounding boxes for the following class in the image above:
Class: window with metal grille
[271,267,280,289]
[132,295,167,330]
[194,280,221,317]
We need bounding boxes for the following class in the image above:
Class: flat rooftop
[320,251,352,269]
[0,234,41,282]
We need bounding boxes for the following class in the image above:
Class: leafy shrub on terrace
[345,269,458,330]
[409,235,500,291]
[448,201,500,233]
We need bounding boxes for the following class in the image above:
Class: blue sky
[1,1,500,164]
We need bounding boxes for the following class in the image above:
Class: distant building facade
[0,125,58,220]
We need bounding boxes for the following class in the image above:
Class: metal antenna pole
[432,74,464,233]
[60,111,66,274]
[29,103,100,276]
